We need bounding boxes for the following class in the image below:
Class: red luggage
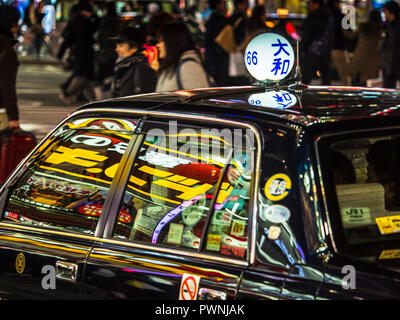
[0,129,37,184]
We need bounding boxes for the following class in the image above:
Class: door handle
[198,288,227,300]
[55,261,78,282]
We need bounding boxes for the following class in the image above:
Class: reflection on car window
[324,134,400,245]
[203,152,252,259]
[113,127,254,259]
[2,117,137,235]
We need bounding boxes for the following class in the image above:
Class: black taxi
[1,83,400,300]
[1,31,400,300]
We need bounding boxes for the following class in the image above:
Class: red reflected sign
[78,204,131,223]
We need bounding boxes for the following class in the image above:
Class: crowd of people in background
[2,0,400,111]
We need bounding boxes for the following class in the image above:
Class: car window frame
[314,125,400,255]
[79,108,263,267]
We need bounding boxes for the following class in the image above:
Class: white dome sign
[244,33,295,82]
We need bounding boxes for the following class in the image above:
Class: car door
[237,123,325,300]
[0,114,139,299]
[83,115,259,300]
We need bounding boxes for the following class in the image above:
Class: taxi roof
[78,85,400,128]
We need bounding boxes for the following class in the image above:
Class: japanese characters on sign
[244,33,295,82]
[248,90,297,109]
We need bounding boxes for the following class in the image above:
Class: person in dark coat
[380,1,400,88]
[110,27,157,98]
[0,5,20,130]
[300,0,334,85]
[204,0,229,86]
[227,0,250,85]
[94,2,120,93]
[328,0,351,85]
[59,3,98,105]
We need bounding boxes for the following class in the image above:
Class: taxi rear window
[1,117,138,235]
[320,133,400,246]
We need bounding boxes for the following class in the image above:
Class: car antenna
[288,40,307,93]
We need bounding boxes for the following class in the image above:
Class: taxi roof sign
[244,33,295,82]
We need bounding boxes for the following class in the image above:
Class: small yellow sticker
[206,234,222,251]
[265,173,292,201]
[379,249,400,260]
[375,215,400,235]
[15,252,25,274]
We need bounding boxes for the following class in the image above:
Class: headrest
[336,183,385,228]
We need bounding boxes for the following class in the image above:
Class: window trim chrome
[0,222,100,241]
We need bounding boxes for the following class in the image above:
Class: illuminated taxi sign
[244,33,294,82]
[248,90,297,109]
[277,8,289,16]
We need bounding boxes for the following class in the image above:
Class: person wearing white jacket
[155,22,210,92]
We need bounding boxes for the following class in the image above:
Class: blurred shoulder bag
[0,49,9,131]
[215,17,243,54]
[229,51,247,77]
[176,57,214,89]
[0,111,8,132]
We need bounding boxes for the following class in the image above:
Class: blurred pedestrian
[228,0,249,85]
[31,1,45,59]
[144,11,174,71]
[156,22,210,91]
[57,3,80,67]
[300,0,334,85]
[23,0,45,59]
[110,27,157,98]
[228,0,249,49]
[242,5,269,52]
[0,5,20,130]
[349,9,382,86]
[380,1,400,88]
[204,0,229,86]
[94,2,121,98]
[59,3,98,105]
[246,5,268,39]
[23,0,36,28]
[146,11,174,45]
[328,0,351,85]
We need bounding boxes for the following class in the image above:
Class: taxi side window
[1,117,138,235]
[113,126,254,259]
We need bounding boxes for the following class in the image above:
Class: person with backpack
[110,26,157,98]
[155,22,210,92]
[0,5,20,131]
[300,0,334,85]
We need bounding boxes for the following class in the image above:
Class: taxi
[1,33,400,300]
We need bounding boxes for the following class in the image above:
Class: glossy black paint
[1,85,400,299]
[0,224,95,299]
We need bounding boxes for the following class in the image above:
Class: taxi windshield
[321,133,400,246]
